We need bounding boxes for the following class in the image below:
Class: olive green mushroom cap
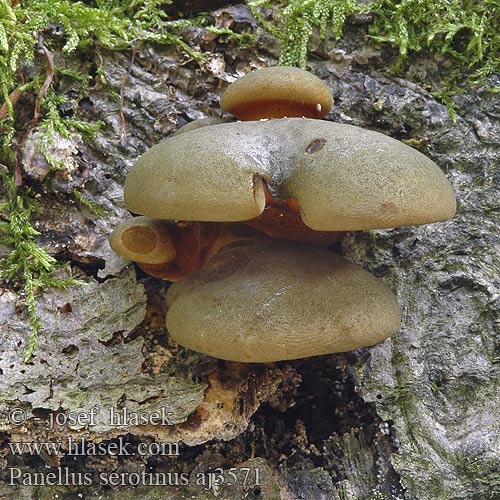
[124,118,456,231]
[109,216,176,265]
[166,239,401,362]
[220,66,334,119]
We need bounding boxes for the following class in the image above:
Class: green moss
[72,188,108,216]
[251,0,500,97]
[369,0,500,81]
[205,25,254,45]
[0,0,214,360]
[250,0,358,68]
[0,173,86,361]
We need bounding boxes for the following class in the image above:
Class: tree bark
[1,4,499,499]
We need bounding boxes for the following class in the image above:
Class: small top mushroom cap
[109,216,176,265]
[166,238,401,362]
[124,118,456,231]
[220,67,334,120]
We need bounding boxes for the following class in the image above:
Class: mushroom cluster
[110,67,456,363]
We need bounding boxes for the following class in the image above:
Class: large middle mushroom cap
[125,118,456,231]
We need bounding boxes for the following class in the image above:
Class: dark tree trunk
[1,3,499,500]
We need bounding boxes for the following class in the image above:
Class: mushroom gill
[220,66,334,120]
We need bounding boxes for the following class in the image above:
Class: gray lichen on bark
[338,75,500,499]
[0,266,205,431]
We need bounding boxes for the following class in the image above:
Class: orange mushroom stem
[111,180,343,281]
[110,217,264,281]
[243,181,343,246]
[136,221,220,281]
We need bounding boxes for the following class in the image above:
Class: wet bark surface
[0,3,499,499]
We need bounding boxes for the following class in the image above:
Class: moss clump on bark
[0,172,85,361]
[250,0,500,89]
[0,0,206,360]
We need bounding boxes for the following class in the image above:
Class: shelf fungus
[110,67,456,362]
[166,239,401,363]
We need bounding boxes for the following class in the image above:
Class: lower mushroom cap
[166,239,401,363]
